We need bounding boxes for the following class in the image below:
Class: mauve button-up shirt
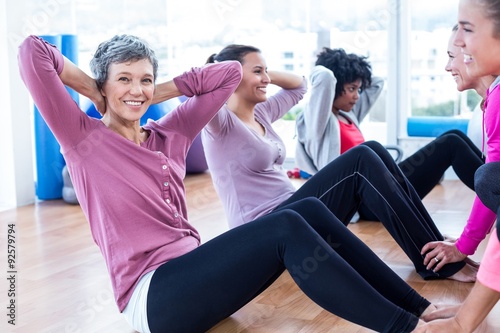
[18,35,242,311]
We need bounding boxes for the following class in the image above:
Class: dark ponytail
[207,44,261,65]
[206,53,217,64]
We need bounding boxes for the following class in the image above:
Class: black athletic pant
[147,198,427,333]
[359,131,483,221]
[475,161,500,240]
[398,129,484,199]
[278,142,466,279]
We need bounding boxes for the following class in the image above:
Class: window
[5,0,469,208]
[409,0,466,117]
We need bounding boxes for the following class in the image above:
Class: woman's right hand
[91,88,106,115]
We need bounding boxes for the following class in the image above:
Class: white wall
[0,0,18,210]
[0,0,36,210]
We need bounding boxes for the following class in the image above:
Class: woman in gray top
[295,47,484,200]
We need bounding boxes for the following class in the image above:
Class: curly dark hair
[315,47,372,99]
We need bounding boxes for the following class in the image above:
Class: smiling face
[101,58,155,125]
[445,32,478,92]
[455,0,500,77]
[234,52,270,105]
[332,79,362,112]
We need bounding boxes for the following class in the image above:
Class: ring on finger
[434,257,440,263]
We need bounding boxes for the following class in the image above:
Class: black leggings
[278,142,465,279]
[147,198,427,333]
[358,131,484,221]
[475,161,500,240]
[399,129,484,199]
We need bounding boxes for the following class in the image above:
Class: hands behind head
[91,81,106,115]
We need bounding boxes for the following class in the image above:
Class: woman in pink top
[418,25,496,271]
[421,1,500,274]
[19,35,436,333]
[414,0,500,331]
[418,164,500,333]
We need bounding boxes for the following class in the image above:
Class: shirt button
[162,165,167,170]
[163,182,169,187]
[174,213,179,217]
[165,198,171,204]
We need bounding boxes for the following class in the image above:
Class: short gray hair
[89,34,159,89]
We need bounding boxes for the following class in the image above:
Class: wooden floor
[1,173,500,333]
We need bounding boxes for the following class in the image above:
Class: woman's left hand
[421,240,466,272]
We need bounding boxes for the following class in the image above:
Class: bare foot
[420,304,438,319]
[420,303,460,322]
[464,257,480,269]
[447,263,477,282]
[412,319,427,332]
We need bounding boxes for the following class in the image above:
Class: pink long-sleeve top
[456,79,500,255]
[477,229,500,292]
[18,35,242,311]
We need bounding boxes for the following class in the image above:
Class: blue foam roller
[39,34,61,48]
[34,35,64,199]
[60,34,79,104]
[407,116,469,137]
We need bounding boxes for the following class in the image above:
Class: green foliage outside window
[413,90,482,117]
[282,105,303,121]
[467,90,481,111]
[412,101,455,117]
